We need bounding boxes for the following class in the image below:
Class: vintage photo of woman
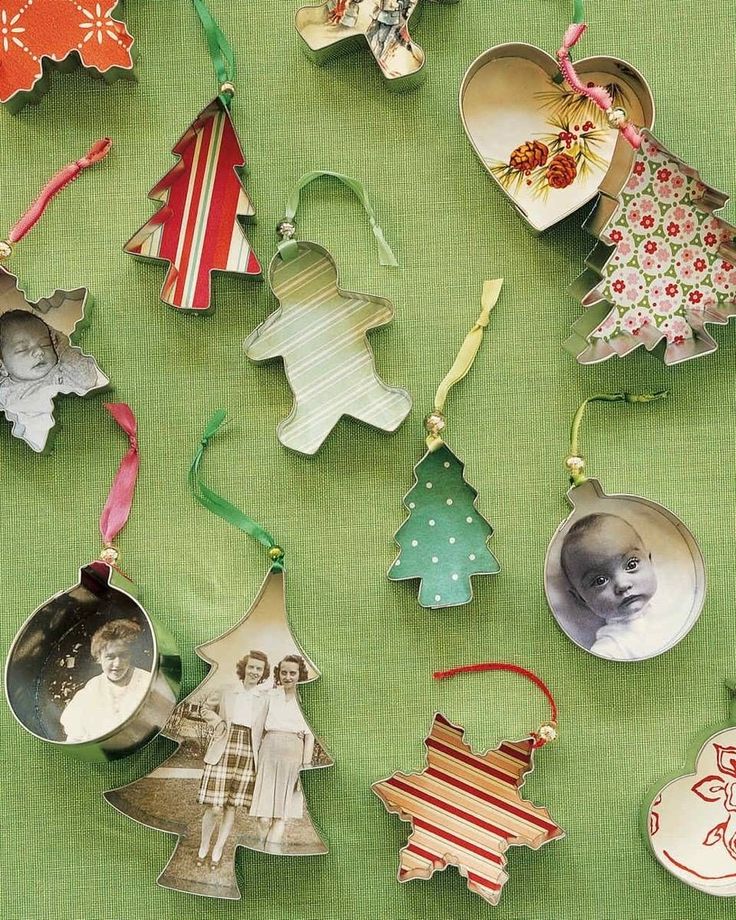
[60,618,152,743]
[250,654,315,853]
[196,650,269,868]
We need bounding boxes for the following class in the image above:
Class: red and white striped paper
[373,713,563,905]
[126,97,261,312]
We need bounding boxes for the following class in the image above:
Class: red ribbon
[99,403,140,547]
[556,23,642,150]
[8,138,112,244]
[433,662,558,748]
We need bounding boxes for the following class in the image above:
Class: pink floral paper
[584,132,736,363]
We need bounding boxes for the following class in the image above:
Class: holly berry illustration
[547,152,577,189]
[509,140,549,174]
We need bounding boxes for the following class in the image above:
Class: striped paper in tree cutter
[126,97,262,312]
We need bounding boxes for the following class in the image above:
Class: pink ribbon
[99,403,140,547]
[556,23,642,149]
[8,138,112,244]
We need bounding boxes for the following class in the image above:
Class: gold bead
[564,455,585,475]
[100,545,119,565]
[538,722,558,743]
[606,107,627,129]
[220,81,235,98]
[424,412,446,436]
[268,546,283,561]
[0,240,12,262]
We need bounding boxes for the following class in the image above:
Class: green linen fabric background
[1,1,734,918]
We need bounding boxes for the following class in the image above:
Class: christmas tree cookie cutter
[295,0,459,92]
[373,662,564,906]
[565,129,736,365]
[124,1,261,312]
[0,0,136,114]
[388,280,501,608]
[643,682,736,897]
[105,412,332,899]
[544,393,706,662]
[0,140,112,453]
[244,171,412,455]
[459,42,654,232]
[542,18,736,363]
[5,405,181,762]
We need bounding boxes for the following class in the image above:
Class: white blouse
[264,687,310,734]
[229,686,262,727]
[60,667,151,742]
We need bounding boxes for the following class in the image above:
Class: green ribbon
[189,410,284,571]
[280,170,398,267]
[567,391,669,486]
[192,0,236,108]
[572,0,585,24]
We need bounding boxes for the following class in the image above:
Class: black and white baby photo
[545,495,705,662]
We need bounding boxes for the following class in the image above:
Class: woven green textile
[1,2,734,918]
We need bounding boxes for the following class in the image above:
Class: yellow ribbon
[426,278,502,451]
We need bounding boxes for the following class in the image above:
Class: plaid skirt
[197,725,256,808]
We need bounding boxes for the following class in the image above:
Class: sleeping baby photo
[545,495,705,662]
[0,306,106,452]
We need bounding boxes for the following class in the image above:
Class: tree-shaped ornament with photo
[0,140,112,452]
[552,20,736,364]
[373,663,564,906]
[124,1,261,312]
[105,411,332,900]
[388,280,502,608]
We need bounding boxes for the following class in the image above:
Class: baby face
[99,640,134,684]
[565,517,657,622]
[0,314,58,382]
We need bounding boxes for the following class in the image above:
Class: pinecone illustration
[547,152,577,189]
[509,140,549,174]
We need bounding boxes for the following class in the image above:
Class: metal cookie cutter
[0,1,136,114]
[295,0,460,92]
[459,42,654,232]
[0,266,109,453]
[5,559,181,762]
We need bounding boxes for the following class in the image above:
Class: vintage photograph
[0,269,108,452]
[297,0,424,79]
[545,493,705,662]
[6,565,156,745]
[105,572,331,900]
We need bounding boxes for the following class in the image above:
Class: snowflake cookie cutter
[373,712,564,906]
[0,1,136,114]
[0,266,109,453]
[295,0,459,91]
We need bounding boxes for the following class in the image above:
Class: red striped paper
[126,97,261,312]
[373,713,564,905]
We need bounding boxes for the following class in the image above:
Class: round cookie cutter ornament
[544,392,706,663]
[4,404,181,761]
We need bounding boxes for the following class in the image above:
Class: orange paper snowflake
[0,0,134,107]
